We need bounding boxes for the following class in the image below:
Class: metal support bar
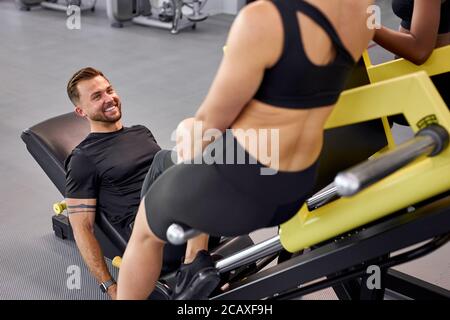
[331,254,388,300]
[271,238,449,300]
[384,269,450,300]
[335,125,449,197]
[166,223,201,245]
[215,236,283,273]
[306,183,338,210]
[168,230,282,273]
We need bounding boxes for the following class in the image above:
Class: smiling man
[64,67,173,299]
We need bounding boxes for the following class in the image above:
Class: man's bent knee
[141,149,176,199]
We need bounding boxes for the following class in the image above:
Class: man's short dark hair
[67,67,109,105]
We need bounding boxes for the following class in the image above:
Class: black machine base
[52,214,74,241]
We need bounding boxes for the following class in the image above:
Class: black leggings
[143,133,319,242]
[140,149,221,273]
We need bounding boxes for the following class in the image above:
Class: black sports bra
[392,0,450,34]
[254,0,356,109]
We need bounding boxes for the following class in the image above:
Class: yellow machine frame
[280,71,450,253]
[363,45,450,149]
[363,45,450,83]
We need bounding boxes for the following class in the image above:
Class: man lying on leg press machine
[64,67,216,299]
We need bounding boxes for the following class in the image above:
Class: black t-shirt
[65,125,161,234]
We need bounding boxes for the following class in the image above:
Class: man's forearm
[72,227,113,284]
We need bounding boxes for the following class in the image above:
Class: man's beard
[90,101,122,123]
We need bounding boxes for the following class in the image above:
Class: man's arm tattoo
[67,204,96,214]
[68,204,96,209]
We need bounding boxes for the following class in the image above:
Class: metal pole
[215,236,282,273]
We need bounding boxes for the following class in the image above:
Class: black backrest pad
[21,112,90,195]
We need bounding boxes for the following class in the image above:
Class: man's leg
[117,202,165,299]
[140,149,177,199]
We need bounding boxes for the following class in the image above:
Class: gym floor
[0,0,448,300]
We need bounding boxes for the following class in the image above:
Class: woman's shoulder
[229,1,283,50]
[237,0,281,25]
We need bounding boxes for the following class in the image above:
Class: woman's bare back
[231,0,375,171]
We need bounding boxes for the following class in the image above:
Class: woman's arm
[373,0,441,65]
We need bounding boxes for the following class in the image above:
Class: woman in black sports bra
[374,0,450,65]
[117,0,375,299]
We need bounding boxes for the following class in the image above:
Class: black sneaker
[171,250,220,300]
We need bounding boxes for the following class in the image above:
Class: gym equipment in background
[106,0,208,34]
[15,0,97,12]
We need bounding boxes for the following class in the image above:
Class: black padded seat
[22,112,90,194]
